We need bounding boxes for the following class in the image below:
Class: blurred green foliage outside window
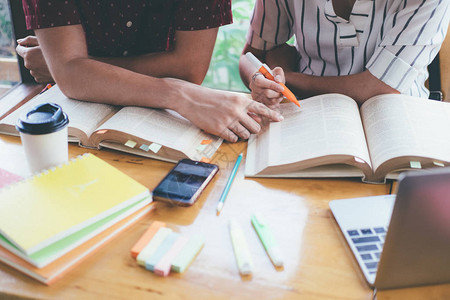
[202,0,253,92]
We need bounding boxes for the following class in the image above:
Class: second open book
[245,93,450,183]
[0,85,222,163]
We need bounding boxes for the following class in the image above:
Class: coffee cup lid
[16,103,69,135]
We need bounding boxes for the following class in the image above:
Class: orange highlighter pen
[245,52,300,107]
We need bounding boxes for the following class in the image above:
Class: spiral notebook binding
[0,153,91,194]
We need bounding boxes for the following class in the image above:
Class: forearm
[43,52,285,141]
[260,43,399,104]
[96,51,205,85]
[95,28,219,85]
[284,70,399,105]
[52,56,191,110]
[35,26,285,143]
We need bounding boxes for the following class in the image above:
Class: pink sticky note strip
[0,168,23,189]
[153,236,189,277]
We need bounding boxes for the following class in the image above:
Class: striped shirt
[247,0,450,98]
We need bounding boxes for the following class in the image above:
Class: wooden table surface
[0,134,449,300]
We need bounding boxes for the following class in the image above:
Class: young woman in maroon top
[17,0,283,142]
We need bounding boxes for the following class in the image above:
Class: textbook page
[0,85,43,121]
[0,86,118,147]
[246,94,372,176]
[361,94,450,179]
[90,106,223,161]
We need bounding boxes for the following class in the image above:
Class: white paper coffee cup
[16,103,69,174]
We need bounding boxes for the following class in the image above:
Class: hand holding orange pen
[245,52,300,107]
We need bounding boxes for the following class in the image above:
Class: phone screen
[153,159,219,205]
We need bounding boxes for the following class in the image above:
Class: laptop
[330,168,450,290]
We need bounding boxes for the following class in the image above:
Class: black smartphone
[152,159,219,206]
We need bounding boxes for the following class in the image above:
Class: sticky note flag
[434,161,445,167]
[125,140,137,148]
[96,129,108,134]
[201,139,212,145]
[145,232,180,271]
[149,143,162,154]
[196,144,208,152]
[200,157,211,163]
[154,236,189,277]
[410,161,422,169]
[131,221,166,258]
[137,227,172,266]
[171,234,205,273]
[140,144,150,152]
[354,157,365,164]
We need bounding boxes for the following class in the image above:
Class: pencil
[216,153,243,215]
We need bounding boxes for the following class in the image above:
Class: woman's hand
[248,67,286,109]
[176,86,284,143]
[16,36,54,83]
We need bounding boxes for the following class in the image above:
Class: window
[0,0,20,97]
[202,0,253,92]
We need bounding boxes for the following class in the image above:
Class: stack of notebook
[0,153,154,285]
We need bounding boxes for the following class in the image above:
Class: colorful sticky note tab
[354,157,365,164]
[154,236,189,277]
[171,234,205,273]
[130,221,166,258]
[137,227,172,266]
[149,143,162,154]
[200,157,211,163]
[96,129,108,134]
[145,232,180,271]
[434,161,445,167]
[410,161,422,169]
[196,144,208,152]
[125,140,137,148]
[201,139,212,145]
[139,144,150,152]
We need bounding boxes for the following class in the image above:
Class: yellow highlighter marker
[229,219,253,275]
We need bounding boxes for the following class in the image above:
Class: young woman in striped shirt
[240,0,450,107]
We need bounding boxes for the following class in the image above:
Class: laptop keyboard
[347,227,387,274]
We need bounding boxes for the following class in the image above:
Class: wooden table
[0,135,449,300]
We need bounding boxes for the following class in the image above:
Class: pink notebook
[0,168,22,189]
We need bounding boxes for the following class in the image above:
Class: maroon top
[22,0,232,57]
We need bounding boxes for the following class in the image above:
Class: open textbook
[0,85,222,163]
[245,93,450,183]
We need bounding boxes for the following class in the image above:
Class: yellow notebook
[0,153,150,255]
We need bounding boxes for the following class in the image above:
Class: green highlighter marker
[251,213,284,268]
